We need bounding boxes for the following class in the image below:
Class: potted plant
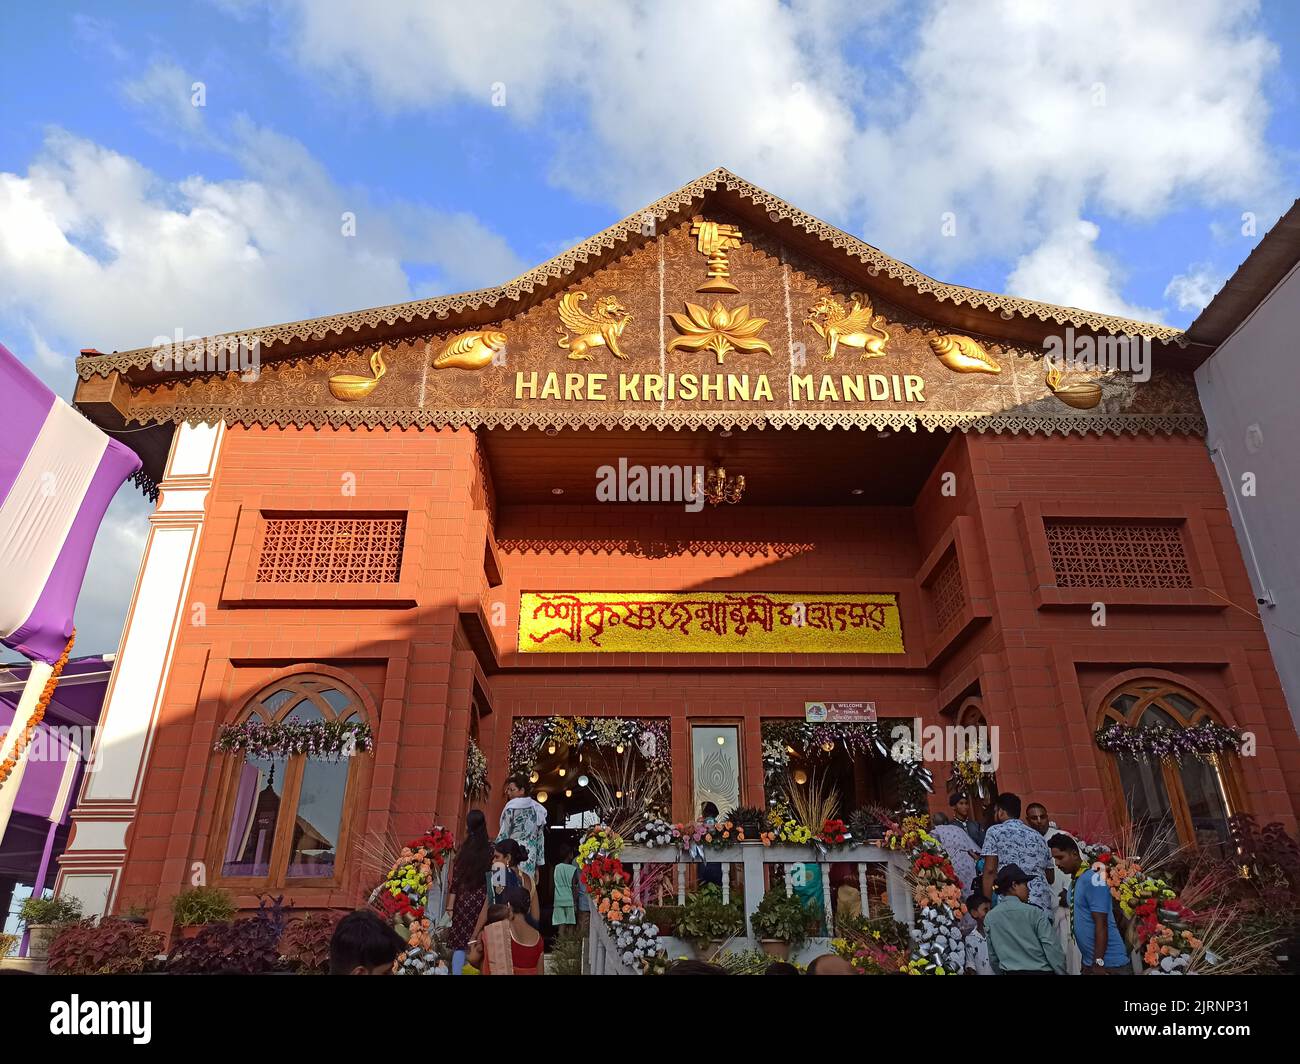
[46,918,165,975]
[679,884,743,960]
[18,895,83,962]
[644,904,684,937]
[723,805,767,843]
[166,914,282,974]
[749,885,821,960]
[171,885,236,939]
[278,911,345,974]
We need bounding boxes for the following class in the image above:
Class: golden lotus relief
[805,292,890,361]
[327,348,386,401]
[668,301,773,365]
[929,334,1001,374]
[691,220,744,293]
[556,291,633,361]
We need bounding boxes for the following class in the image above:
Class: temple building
[60,169,1300,924]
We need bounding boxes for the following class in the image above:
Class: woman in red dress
[475,886,543,975]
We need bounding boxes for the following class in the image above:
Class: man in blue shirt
[1049,834,1131,974]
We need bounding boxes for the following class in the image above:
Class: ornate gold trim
[122,404,1205,437]
[77,168,1186,381]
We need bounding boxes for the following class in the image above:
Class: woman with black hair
[473,837,540,939]
[475,885,543,975]
[497,773,548,879]
[446,809,494,974]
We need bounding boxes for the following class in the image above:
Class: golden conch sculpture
[691,220,744,293]
[328,349,386,401]
[556,291,632,361]
[929,334,1001,374]
[805,292,890,361]
[667,301,773,365]
[1045,362,1103,409]
[434,330,507,371]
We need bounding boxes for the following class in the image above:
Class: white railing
[583,841,914,972]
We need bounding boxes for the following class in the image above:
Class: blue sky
[1,0,1297,657]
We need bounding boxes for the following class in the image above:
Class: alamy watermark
[151,328,261,381]
[1043,326,1151,383]
[596,458,705,512]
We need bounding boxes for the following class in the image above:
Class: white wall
[1195,264,1300,726]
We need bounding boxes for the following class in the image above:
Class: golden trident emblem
[691,221,743,293]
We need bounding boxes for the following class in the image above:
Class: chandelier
[696,465,745,505]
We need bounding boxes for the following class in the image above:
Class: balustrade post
[820,862,833,937]
[677,862,686,906]
[741,842,764,950]
[885,853,914,925]
[858,863,870,919]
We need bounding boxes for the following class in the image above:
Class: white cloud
[263,0,1282,317]
[0,123,525,360]
[1164,264,1226,313]
[1006,218,1162,322]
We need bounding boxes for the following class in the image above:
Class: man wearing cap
[983,864,1066,975]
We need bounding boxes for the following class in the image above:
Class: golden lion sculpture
[805,292,890,361]
[556,292,632,361]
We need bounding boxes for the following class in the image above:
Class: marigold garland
[0,631,74,791]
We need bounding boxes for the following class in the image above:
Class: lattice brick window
[929,550,965,631]
[256,516,405,584]
[1044,521,1191,590]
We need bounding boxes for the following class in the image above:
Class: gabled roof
[76,167,1191,383]
[1185,198,1300,347]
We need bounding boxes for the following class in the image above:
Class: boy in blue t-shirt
[1049,834,1130,974]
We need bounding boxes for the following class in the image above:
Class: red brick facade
[102,421,1300,927]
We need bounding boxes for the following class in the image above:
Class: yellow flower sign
[518,591,904,654]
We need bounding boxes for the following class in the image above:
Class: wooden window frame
[1097,680,1244,850]
[208,675,368,892]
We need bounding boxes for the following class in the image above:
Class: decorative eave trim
[77,168,1185,381]
[124,405,1206,438]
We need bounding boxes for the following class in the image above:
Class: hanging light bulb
[547,742,556,755]
[785,745,796,755]
[536,791,548,803]
[822,740,835,753]
[793,769,808,785]
[565,788,573,798]
[716,735,726,746]
[615,743,624,754]
[615,790,623,799]
[558,767,566,777]
[577,775,589,787]
[529,771,539,784]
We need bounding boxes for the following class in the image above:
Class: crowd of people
[327,778,1130,976]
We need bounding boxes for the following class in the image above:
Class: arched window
[1099,681,1237,857]
[217,676,366,885]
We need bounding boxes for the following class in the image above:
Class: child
[329,909,405,975]
[963,894,994,975]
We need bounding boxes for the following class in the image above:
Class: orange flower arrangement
[0,631,74,789]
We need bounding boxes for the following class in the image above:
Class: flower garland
[1094,720,1243,764]
[464,736,490,798]
[576,825,668,975]
[367,829,455,974]
[508,716,672,777]
[0,631,74,790]
[881,813,967,974]
[214,718,374,760]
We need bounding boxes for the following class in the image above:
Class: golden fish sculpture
[434,330,508,371]
[929,335,1001,374]
[328,349,386,401]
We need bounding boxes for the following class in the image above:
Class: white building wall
[1195,264,1300,726]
